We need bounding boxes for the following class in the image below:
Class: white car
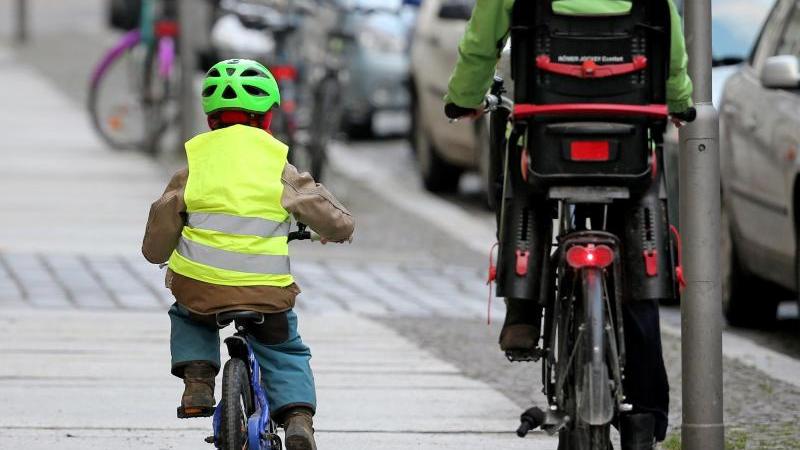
[719,0,800,327]
[408,0,485,193]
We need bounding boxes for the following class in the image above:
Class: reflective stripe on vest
[167,125,294,287]
[187,212,290,238]
[177,237,290,274]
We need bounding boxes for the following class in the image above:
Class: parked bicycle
[89,0,180,155]
[204,223,318,450]
[212,0,306,153]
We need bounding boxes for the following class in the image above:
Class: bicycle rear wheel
[557,267,614,450]
[141,37,180,155]
[220,358,255,450]
[88,31,149,150]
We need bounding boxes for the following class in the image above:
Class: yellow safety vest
[168,125,294,287]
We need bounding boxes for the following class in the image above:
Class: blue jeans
[169,303,316,416]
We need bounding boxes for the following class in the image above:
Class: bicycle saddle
[215,310,265,328]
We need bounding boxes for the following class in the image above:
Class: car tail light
[569,141,610,161]
[566,244,615,269]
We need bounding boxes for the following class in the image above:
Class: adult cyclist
[444,1,694,448]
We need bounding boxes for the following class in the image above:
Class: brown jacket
[142,163,354,315]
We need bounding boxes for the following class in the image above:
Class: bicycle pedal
[177,405,215,419]
[505,348,543,362]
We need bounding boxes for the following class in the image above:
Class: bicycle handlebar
[287,225,321,242]
[670,106,697,123]
[445,94,513,122]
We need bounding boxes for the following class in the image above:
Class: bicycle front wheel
[220,358,255,450]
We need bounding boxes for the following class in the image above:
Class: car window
[775,2,800,56]
[711,0,774,61]
[750,0,792,69]
[675,0,774,63]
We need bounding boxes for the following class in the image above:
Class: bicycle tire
[141,36,180,156]
[557,268,613,450]
[88,31,146,150]
[220,358,255,450]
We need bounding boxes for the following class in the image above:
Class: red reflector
[271,65,298,81]
[566,244,614,269]
[155,21,179,38]
[570,141,610,161]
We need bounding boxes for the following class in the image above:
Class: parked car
[295,0,411,138]
[719,0,800,327]
[665,0,775,226]
[409,0,482,193]
[341,0,412,137]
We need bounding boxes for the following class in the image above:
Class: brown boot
[499,298,541,352]
[284,408,317,450]
[177,362,216,419]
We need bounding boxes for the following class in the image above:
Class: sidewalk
[0,309,554,449]
[0,44,558,449]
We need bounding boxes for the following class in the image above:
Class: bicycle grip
[672,107,697,123]
[444,103,477,120]
[516,421,534,438]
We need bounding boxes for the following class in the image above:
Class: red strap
[536,55,648,79]
[643,250,658,277]
[521,147,529,182]
[670,225,687,291]
[487,242,499,325]
[651,148,658,181]
[513,103,669,119]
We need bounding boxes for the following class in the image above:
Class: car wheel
[344,115,373,140]
[720,202,779,328]
[414,99,462,193]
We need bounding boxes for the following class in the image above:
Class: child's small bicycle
[204,224,317,450]
[204,310,283,450]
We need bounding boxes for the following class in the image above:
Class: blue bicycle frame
[211,336,275,450]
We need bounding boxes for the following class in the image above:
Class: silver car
[719,0,800,327]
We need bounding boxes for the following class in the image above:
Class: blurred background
[1,0,800,448]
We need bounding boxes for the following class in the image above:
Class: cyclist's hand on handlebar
[444,103,482,121]
[670,107,697,128]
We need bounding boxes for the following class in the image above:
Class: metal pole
[15,0,28,44]
[679,0,724,448]
[177,0,201,147]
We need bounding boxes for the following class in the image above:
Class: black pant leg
[621,299,670,441]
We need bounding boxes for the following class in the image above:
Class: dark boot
[284,408,317,450]
[177,362,216,419]
[499,298,541,352]
[620,413,656,450]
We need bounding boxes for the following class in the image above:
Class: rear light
[155,20,179,38]
[282,100,297,114]
[566,244,615,269]
[271,65,298,81]
[569,141,610,161]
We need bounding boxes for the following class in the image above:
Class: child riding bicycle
[142,58,354,450]
[445,1,693,448]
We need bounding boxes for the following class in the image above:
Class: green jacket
[446,0,694,113]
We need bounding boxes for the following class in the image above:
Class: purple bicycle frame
[90,30,175,89]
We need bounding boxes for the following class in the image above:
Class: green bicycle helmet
[201,59,281,114]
